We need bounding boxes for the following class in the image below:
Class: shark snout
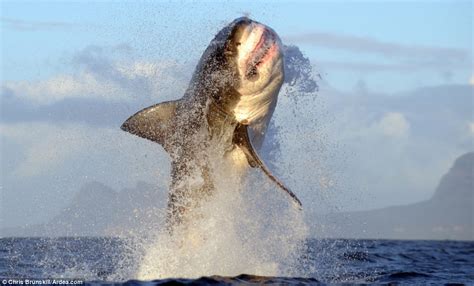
[235,21,282,81]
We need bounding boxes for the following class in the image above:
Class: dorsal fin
[121,100,179,153]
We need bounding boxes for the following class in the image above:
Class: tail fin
[121,100,179,153]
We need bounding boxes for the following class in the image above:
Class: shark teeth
[245,31,275,80]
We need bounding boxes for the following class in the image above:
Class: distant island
[1,181,168,237]
[315,152,473,241]
[1,153,472,240]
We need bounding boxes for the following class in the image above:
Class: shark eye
[225,43,234,54]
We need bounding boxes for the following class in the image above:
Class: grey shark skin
[121,17,302,228]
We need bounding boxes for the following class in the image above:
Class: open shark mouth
[245,29,278,80]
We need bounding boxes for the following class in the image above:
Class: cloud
[2,43,192,103]
[1,45,192,128]
[2,72,130,105]
[284,31,470,66]
[1,48,188,106]
[470,75,474,85]
[295,84,473,210]
[0,123,90,177]
[318,60,468,73]
[285,32,472,83]
[1,17,77,31]
[469,122,474,135]
[0,62,189,127]
[377,112,410,137]
[0,120,170,227]
[0,121,168,179]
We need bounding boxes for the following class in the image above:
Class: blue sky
[2,1,472,91]
[1,1,473,230]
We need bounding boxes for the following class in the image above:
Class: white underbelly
[233,90,276,124]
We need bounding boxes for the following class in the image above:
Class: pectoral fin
[121,100,179,153]
[233,123,302,209]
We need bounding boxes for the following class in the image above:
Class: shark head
[196,17,285,124]
[229,18,284,93]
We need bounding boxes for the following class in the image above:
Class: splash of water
[133,124,307,278]
[30,43,321,282]
[129,45,318,280]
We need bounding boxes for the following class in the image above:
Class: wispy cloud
[1,17,77,31]
[0,122,91,177]
[376,112,410,138]
[469,122,474,135]
[284,31,470,64]
[1,45,189,106]
[2,72,130,104]
[0,121,166,180]
[317,60,474,75]
[285,31,472,80]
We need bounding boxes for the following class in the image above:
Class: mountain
[2,153,472,239]
[1,181,168,237]
[315,152,473,240]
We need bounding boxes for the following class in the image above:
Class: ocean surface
[1,237,473,285]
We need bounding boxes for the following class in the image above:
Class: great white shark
[121,17,302,227]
